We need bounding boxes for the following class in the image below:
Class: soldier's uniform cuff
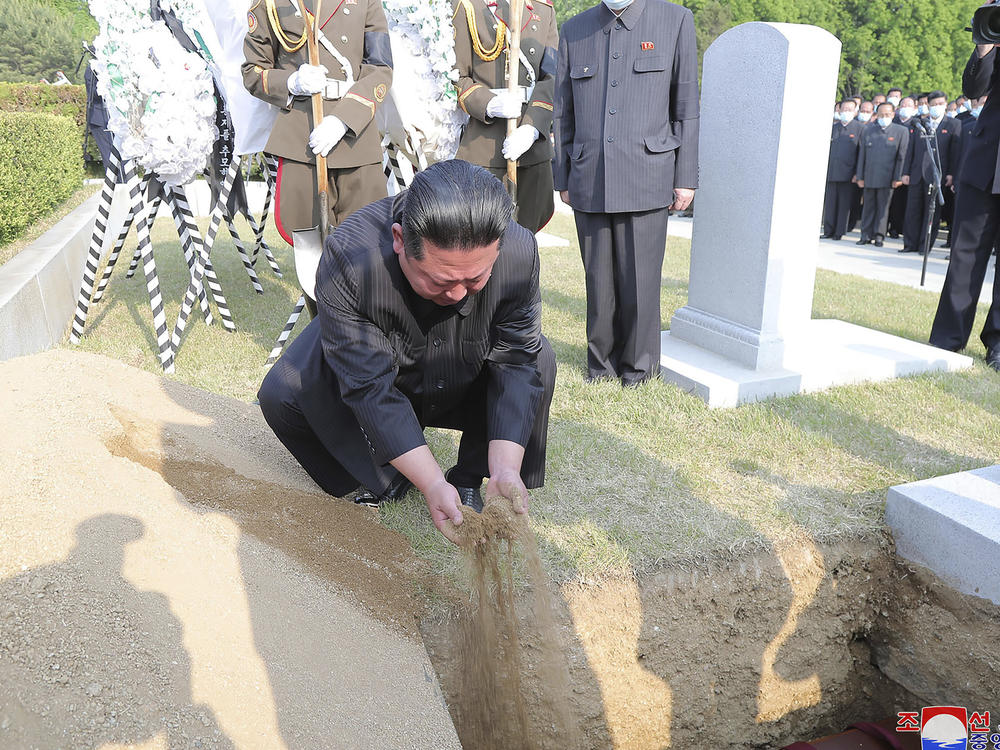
[521,100,553,134]
[458,83,494,122]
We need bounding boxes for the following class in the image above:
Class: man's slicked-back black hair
[928,90,948,102]
[400,159,514,260]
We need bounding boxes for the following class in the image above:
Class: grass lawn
[65,207,1000,582]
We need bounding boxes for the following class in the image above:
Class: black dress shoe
[820,233,834,239]
[874,239,884,247]
[445,467,484,513]
[353,474,413,507]
[898,247,913,253]
[888,231,900,239]
[987,348,1000,372]
[832,235,843,241]
[856,238,870,245]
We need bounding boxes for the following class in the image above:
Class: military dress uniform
[553,0,699,385]
[242,0,392,243]
[855,120,909,245]
[822,118,863,239]
[901,115,962,254]
[451,0,559,233]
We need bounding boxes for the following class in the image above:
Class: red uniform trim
[274,157,294,246]
[300,0,346,30]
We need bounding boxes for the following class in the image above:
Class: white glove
[502,124,539,161]
[486,90,523,119]
[309,116,348,156]
[288,63,328,96]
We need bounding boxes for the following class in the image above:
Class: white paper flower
[381,0,467,163]
[88,0,217,186]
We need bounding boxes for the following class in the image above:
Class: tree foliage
[553,0,985,99]
[0,0,97,85]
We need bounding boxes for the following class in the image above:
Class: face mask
[887,96,901,107]
[962,102,972,113]
[840,110,855,122]
[898,106,915,119]
[947,110,957,118]
[973,106,984,118]
[602,0,632,10]
[918,104,929,116]
[929,105,946,119]
[877,117,892,128]
[857,112,872,122]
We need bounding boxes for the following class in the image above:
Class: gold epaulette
[265,0,311,54]
[456,0,507,62]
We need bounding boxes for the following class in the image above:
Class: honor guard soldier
[451,0,559,233]
[242,0,393,245]
[855,102,909,247]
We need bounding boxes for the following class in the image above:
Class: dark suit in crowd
[931,48,1000,355]
[553,0,699,384]
[258,194,556,496]
[888,114,914,237]
[823,118,863,239]
[856,120,909,243]
[902,115,961,253]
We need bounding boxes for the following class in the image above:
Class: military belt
[489,85,534,103]
[323,79,351,100]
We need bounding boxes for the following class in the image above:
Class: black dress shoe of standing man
[987,347,1000,372]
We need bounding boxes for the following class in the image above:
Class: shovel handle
[305,0,330,229]
[505,0,523,203]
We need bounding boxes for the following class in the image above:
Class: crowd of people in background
[823,87,990,258]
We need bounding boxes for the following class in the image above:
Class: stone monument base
[660,318,974,408]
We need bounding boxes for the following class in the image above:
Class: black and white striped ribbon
[165,186,213,325]
[265,294,306,365]
[125,188,161,279]
[172,160,239,350]
[70,148,123,344]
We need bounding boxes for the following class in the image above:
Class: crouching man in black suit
[258,160,556,542]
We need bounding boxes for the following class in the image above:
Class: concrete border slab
[0,192,100,361]
[886,465,1000,604]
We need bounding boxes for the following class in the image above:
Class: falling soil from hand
[450,500,580,750]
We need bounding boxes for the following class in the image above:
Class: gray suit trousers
[861,187,892,239]
[574,207,669,383]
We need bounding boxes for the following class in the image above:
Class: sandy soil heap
[0,349,460,750]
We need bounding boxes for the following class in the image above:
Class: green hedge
[0,112,83,244]
[0,83,86,126]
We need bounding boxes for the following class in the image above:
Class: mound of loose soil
[0,349,459,750]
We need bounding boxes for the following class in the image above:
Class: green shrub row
[0,111,84,245]
[0,82,86,126]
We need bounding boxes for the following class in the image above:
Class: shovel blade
[291,226,324,301]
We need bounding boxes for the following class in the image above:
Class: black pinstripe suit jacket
[296,194,544,466]
[552,0,700,213]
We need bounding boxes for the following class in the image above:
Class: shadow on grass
[763,393,986,481]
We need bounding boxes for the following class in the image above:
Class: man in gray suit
[856,102,910,247]
[553,0,699,386]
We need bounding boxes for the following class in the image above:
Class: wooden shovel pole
[305,0,329,239]
[505,0,523,205]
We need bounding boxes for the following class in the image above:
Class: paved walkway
[555,195,995,305]
[666,215,995,304]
